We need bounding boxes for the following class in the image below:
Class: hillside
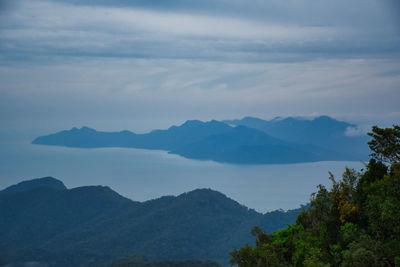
[0,177,303,266]
[32,116,364,164]
[224,116,370,159]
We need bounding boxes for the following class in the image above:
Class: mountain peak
[313,115,335,122]
[70,126,96,132]
[182,188,225,197]
[178,188,239,205]
[2,177,67,193]
[240,116,265,123]
[180,120,229,128]
[181,120,204,127]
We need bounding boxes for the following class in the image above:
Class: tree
[231,125,400,267]
[368,125,400,163]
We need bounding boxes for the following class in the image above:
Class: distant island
[0,177,303,266]
[32,116,369,164]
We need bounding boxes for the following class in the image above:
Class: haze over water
[0,132,362,213]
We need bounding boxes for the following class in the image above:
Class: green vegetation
[230,125,400,266]
[0,180,301,266]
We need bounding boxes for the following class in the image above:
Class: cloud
[0,0,399,133]
[345,126,366,137]
[0,0,398,62]
[1,56,399,133]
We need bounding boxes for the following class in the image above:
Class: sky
[0,0,399,135]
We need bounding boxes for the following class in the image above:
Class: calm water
[0,138,363,212]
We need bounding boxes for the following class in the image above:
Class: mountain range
[0,177,303,266]
[32,116,369,164]
[224,116,369,158]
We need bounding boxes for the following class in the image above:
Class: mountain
[32,117,362,164]
[224,116,370,159]
[32,120,232,150]
[225,116,353,140]
[0,177,303,266]
[1,176,67,193]
[170,125,353,164]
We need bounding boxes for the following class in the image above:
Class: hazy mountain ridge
[0,177,303,266]
[32,116,366,164]
[224,116,370,159]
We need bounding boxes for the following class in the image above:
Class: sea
[0,132,363,213]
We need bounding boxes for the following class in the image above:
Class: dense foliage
[230,125,400,266]
[0,179,301,266]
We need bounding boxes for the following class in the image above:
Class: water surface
[0,138,363,212]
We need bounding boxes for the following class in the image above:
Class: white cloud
[0,0,372,61]
[1,56,399,132]
[345,126,366,137]
[6,0,336,39]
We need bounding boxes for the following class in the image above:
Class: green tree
[368,125,400,163]
[231,125,400,267]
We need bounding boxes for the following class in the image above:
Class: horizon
[0,114,385,140]
[30,114,368,138]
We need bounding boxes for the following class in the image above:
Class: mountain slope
[224,116,369,159]
[0,182,135,255]
[170,125,353,164]
[0,177,303,266]
[32,120,232,150]
[32,118,360,164]
[225,116,353,143]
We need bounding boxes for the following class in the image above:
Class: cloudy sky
[0,0,399,134]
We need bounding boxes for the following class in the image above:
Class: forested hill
[32,116,367,164]
[0,177,303,266]
[231,125,400,266]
